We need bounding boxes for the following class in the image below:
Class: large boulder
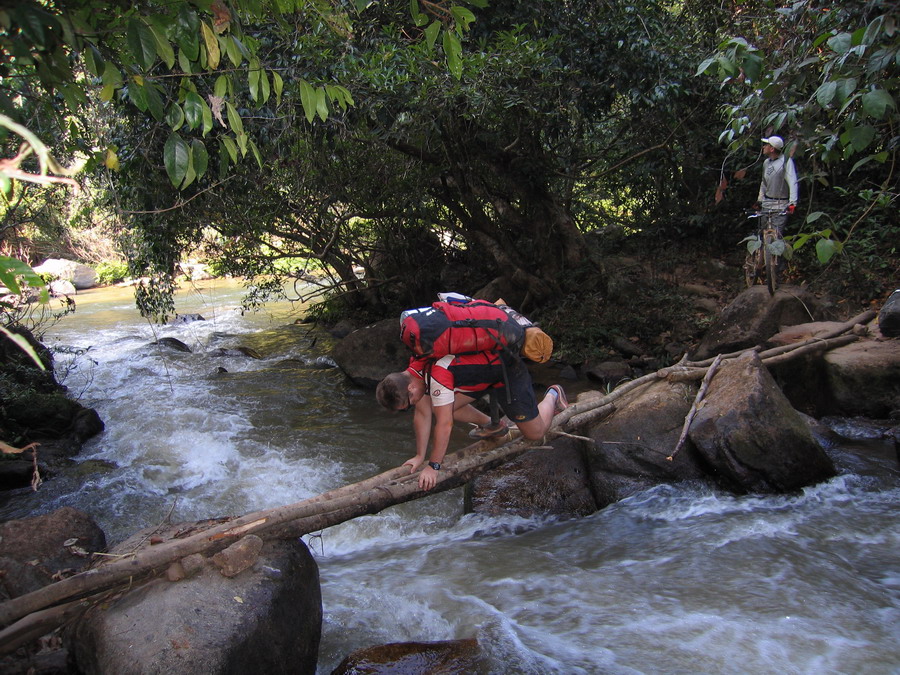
[820,340,900,418]
[688,351,835,492]
[693,285,831,360]
[764,322,900,418]
[583,379,709,507]
[70,531,322,675]
[465,438,596,518]
[332,318,410,389]
[0,507,106,601]
[33,258,98,290]
[878,289,900,337]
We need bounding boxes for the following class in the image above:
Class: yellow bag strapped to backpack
[494,297,554,363]
[522,325,554,363]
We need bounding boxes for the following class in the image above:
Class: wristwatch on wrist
[428,461,441,471]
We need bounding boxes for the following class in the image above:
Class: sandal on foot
[547,384,568,414]
[469,420,510,439]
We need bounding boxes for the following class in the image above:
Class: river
[2,280,898,674]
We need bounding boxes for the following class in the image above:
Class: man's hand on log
[402,457,422,474]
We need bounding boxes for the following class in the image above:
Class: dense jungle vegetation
[1,0,897,360]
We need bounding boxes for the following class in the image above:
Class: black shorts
[452,354,538,423]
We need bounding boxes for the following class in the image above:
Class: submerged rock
[332,638,481,675]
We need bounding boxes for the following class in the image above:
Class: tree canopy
[1,0,897,324]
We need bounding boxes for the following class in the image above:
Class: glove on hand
[787,204,796,215]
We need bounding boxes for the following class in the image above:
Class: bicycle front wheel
[764,244,777,295]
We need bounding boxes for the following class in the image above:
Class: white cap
[761,136,784,150]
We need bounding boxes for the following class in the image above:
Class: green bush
[95,261,128,285]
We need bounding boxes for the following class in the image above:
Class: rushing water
[2,280,898,674]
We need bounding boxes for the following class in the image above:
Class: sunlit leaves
[0,256,48,303]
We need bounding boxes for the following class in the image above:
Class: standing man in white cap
[754,135,799,236]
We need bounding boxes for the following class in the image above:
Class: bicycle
[741,209,790,295]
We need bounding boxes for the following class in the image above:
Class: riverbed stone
[70,536,322,674]
[688,351,835,493]
[332,317,410,388]
[332,638,481,675]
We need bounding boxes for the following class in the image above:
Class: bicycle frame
[741,210,789,295]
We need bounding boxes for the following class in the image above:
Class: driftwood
[667,354,722,461]
[0,315,873,650]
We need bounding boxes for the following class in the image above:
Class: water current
[1,280,898,674]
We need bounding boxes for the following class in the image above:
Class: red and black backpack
[400,300,526,359]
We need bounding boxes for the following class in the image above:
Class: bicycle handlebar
[745,209,789,219]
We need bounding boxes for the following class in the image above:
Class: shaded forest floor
[541,230,898,366]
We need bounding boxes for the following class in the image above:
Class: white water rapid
[2,280,897,674]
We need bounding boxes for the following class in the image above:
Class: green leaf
[144,82,165,121]
[128,79,149,111]
[827,33,852,54]
[164,132,190,188]
[815,81,836,107]
[101,62,123,88]
[272,71,283,105]
[0,256,46,297]
[225,35,242,67]
[841,124,876,152]
[695,56,716,77]
[147,22,175,69]
[450,6,476,32]
[184,91,205,129]
[127,19,158,71]
[299,80,316,123]
[175,6,200,61]
[815,238,839,264]
[249,139,263,169]
[181,150,197,190]
[201,99,213,136]
[191,139,208,178]
[225,101,244,135]
[84,45,104,77]
[221,136,238,162]
[443,30,462,80]
[214,75,229,98]
[862,89,895,120]
[315,86,328,121]
[805,211,826,224]
[0,325,47,370]
[424,21,440,51]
